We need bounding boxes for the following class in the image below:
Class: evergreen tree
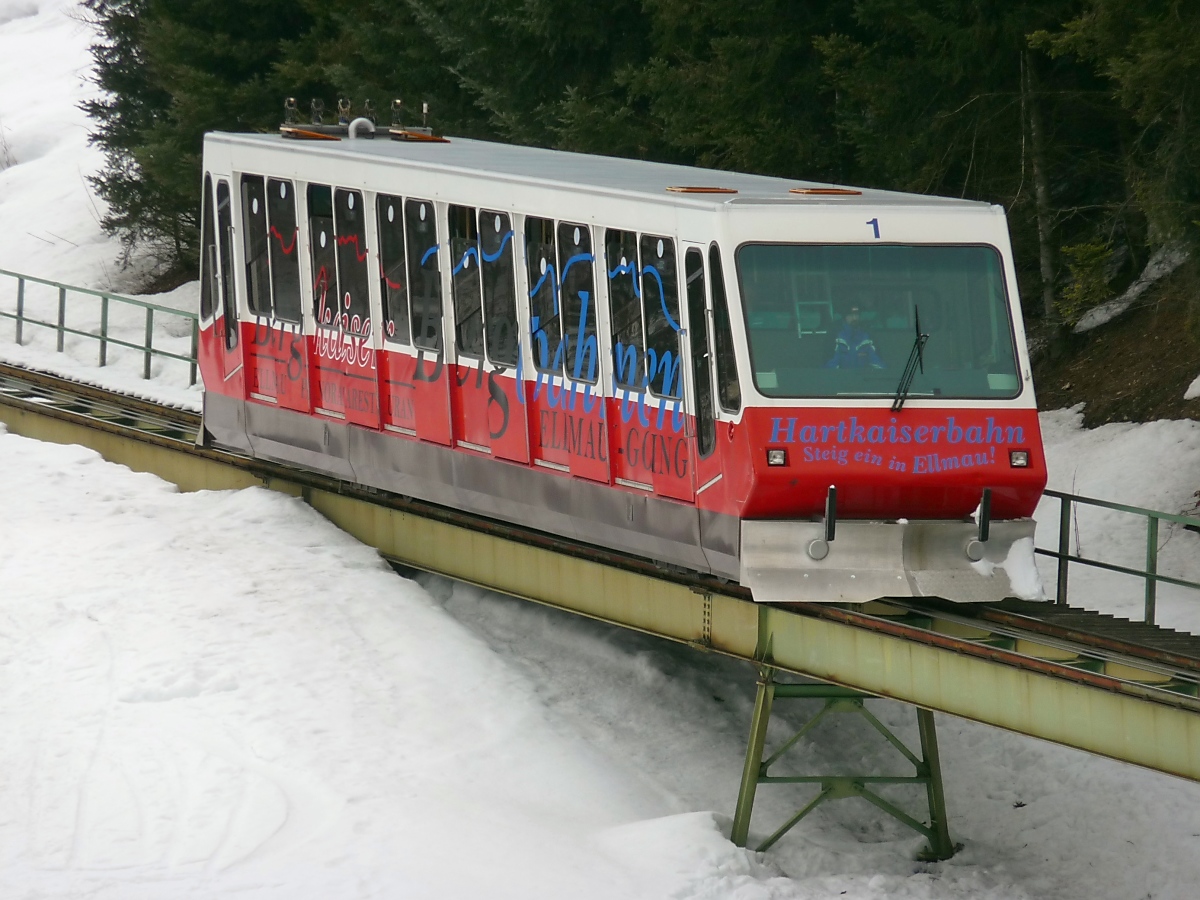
[816,0,1129,319]
[1034,0,1200,247]
[82,0,177,269]
[555,0,857,178]
[85,0,317,274]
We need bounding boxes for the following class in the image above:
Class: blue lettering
[769,417,797,443]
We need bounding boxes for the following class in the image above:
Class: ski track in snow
[5,1,1200,897]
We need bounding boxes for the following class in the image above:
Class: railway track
[3,359,1198,708]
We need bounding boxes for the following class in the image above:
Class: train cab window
[200,174,216,321]
[376,194,410,344]
[267,179,302,323]
[405,198,442,351]
[685,248,716,458]
[334,188,370,336]
[709,244,742,413]
[640,234,682,399]
[525,216,561,374]
[216,180,237,350]
[307,184,339,327]
[480,210,518,367]
[605,229,644,390]
[449,204,484,358]
[735,244,1020,399]
[241,175,272,318]
[558,222,598,383]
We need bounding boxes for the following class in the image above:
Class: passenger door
[605,230,693,502]
[525,218,609,481]
[683,245,721,499]
[240,174,309,412]
[447,207,529,461]
[307,184,381,428]
[376,196,452,445]
[213,178,245,391]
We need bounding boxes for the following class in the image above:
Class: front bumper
[740,518,1040,604]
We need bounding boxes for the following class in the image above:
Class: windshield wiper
[891,306,930,412]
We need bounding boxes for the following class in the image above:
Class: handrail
[1037,488,1200,624]
[0,268,198,385]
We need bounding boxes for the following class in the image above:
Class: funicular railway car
[197,127,1048,603]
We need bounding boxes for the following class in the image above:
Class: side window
[525,216,561,373]
[709,243,742,413]
[199,174,216,321]
[377,193,410,344]
[216,180,237,350]
[405,198,441,350]
[685,249,716,458]
[267,179,302,323]
[307,184,339,327]
[334,188,370,336]
[480,210,518,367]
[605,228,643,390]
[241,175,271,317]
[449,204,484,357]
[641,234,681,398]
[558,222,598,383]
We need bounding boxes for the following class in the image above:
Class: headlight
[767,449,788,466]
[1009,449,1030,468]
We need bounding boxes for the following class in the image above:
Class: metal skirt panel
[205,393,735,578]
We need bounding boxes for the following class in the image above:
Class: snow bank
[6,425,1200,899]
[0,0,127,289]
[1073,241,1189,333]
[1036,406,1200,629]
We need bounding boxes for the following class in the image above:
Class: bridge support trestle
[730,666,955,860]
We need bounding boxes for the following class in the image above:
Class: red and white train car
[197,129,1047,603]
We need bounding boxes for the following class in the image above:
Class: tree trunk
[1024,51,1057,322]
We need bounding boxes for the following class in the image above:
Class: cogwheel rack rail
[3,359,1200,860]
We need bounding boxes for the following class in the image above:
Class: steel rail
[5,362,1200,781]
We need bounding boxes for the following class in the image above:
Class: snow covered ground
[3,1,1200,898]
[3,419,1200,900]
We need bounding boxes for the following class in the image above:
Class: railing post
[189,318,199,386]
[1145,516,1159,625]
[143,307,154,379]
[56,285,67,352]
[99,295,109,366]
[1056,495,1072,605]
[15,276,24,345]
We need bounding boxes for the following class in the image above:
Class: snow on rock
[1073,241,1189,333]
[1186,373,1200,402]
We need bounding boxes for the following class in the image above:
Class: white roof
[209,131,989,211]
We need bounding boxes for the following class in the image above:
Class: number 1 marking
[867,218,880,239]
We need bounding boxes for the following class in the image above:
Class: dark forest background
[81,0,1200,331]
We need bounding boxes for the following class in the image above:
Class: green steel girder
[5,398,1200,785]
[730,670,953,857]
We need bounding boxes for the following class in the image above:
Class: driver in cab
[826,305,883,369]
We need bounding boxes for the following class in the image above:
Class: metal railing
[0,268,198,385]
[1039,488,1200,624]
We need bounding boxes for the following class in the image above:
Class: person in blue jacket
[826,305,884,369]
